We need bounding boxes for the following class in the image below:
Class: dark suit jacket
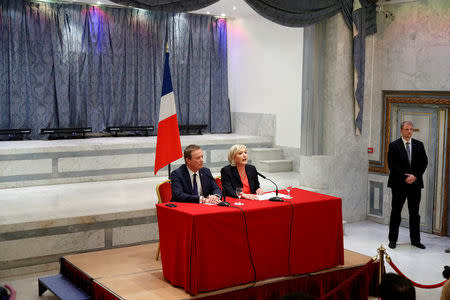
[220,164,260,198]
[170,164,222,203]
[387,138,428,190]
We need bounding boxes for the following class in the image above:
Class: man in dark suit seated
[388,121,428,250]
[171,144,222,204]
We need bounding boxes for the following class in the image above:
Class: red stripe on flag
[154,114,182,175]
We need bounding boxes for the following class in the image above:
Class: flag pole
[153,52,182,177]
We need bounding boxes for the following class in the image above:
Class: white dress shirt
[402,137,412,158]
[187,167,203,202]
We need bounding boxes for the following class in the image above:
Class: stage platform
[43,243,378,300]
[0,133,305,277]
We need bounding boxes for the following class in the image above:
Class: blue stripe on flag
[161,53,173,97]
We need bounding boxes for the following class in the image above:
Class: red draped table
[156,188,344,295]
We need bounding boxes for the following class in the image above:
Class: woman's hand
[255,188,264,195]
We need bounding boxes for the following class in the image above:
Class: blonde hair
[228,144,247,166]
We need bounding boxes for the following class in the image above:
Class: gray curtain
[244,0,345,28]
[110,0,376,33]
[0,0,167,138]
[168,14,230,133]
[0,0,230,138]
[109,0,377,135]
[108,0,220,12]
[243,0,376,33]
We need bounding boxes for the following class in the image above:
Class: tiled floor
[0,177,449,300]
[344,220,450,300]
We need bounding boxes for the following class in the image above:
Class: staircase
[250,148,293,173]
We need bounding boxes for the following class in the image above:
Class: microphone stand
[257,172,283,202]
[204,172,229,206]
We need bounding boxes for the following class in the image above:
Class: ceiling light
[220,13,226,17]
[232,6,236,10]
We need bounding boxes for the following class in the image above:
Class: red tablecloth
[156,188,344,295]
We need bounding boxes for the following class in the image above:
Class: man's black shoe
[411,242,426,249]
[388,242,396,249]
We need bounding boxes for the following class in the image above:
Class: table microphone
[203,173,230,206]
[256,171,283,202]
[217,194,231,206]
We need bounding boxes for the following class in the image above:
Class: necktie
[405,142,411,165]
[192,173,199,196]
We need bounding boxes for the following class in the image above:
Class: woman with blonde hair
[220,144,263,200]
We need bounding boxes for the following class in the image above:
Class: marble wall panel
[0,230,104,261]
[368,173,390,224]
[58,153,154,172]
[210,149,229,163]
[299,155,331,189]
[416,45,450,90]
[281,146,300,172]
[0,172,155,189]
[231,112,276,137]
[0,159,52,176]
[319,13,369,222]
[112,223,159,246]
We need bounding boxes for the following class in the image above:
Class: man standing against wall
[388,121,428,249]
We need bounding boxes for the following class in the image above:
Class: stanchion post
[378,244,386,285]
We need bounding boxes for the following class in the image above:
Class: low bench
[0,128,31,140]
[179,124,207,135]
[41,127,92,140]
[106,125,155,136]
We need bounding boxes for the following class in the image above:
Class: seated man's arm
[170,171,200,203]
[206,169,222,198]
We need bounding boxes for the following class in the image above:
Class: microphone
[203,172,229,206]
[256,171,283,202]
[217,194,230,206]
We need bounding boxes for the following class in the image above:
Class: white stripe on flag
[159,92,176,122]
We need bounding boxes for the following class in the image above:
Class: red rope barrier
[318,260,373,300]
[388,259,447,289]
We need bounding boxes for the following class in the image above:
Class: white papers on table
[257,192,289,201]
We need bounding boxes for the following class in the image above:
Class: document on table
[257,192,289,200]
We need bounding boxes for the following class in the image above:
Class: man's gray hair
[401,121,413,129]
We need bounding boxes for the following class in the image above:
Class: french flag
[154,53,182,175]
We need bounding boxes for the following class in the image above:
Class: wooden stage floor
[61,243,374,300]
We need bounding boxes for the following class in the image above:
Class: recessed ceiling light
[232,6,236,10]
[206,11,210,14]
[221,13,226,17]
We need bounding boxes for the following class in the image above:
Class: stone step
[0,134,273,189]
[249,148,283,161]
[258,160,293,173]
[38,273,89,299]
